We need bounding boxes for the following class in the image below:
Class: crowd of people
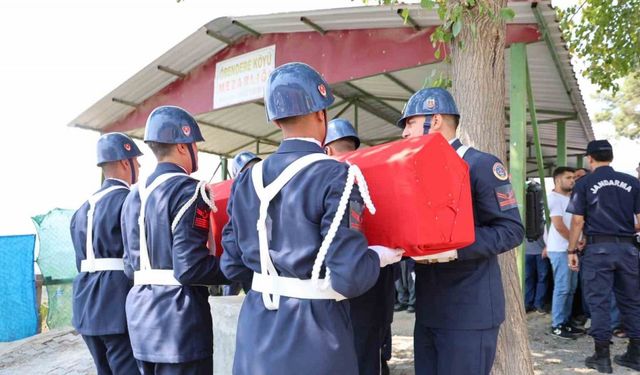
[67,61,640,375]
[524,156,640,373]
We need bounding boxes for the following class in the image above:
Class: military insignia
[495,184,518,211]
[425,97,436,110]
[492,162,508,181]
[124,143,132,151]
[182,126,191,136]
[318,84,327,97]
[192,205,211,231]
[349,200,363,232]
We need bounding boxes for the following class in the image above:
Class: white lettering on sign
[590,179,632,194]
[213,45,276,109]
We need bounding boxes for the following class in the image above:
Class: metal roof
[69,1,593,172]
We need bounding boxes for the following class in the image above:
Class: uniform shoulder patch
[492,162,509,181]
[349,200,363,232]
[495,184,518,211]
[192,204,211,231]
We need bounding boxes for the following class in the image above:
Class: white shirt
[546,191,572,252]
[283,137,322,147]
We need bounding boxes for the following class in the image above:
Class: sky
[0,0,637,235]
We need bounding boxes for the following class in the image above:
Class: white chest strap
[81,185,129,273]
[250,154,376,310]
[134,173,216,286]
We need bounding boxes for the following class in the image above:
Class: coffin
[209,133,474,257]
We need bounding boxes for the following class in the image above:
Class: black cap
[585,140,612,155]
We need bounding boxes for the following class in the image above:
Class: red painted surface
[208,133,475,257]
[105,24,539,133]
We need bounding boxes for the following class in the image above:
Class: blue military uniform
[70,178,139,375]
[121,106,226,375]
[122,163,226,373]
[567,148,640,371]
[397,88,524,375]
[221,140,380,375]
[70,132,142,375]
[413,138,524,375]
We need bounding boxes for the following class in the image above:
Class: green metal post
[509,43,527,291]
[354,99,359,133]
[577,154,583,168]
[221,157,228,180]
[526,64,550,225]
[556,121,567,167]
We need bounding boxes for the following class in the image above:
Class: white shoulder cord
[311,163,376,289]
[170,180,217,233]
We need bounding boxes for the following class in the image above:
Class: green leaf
[401,8,410,23]
[500,7,516,21]
[434,48,441,60]
[420,0,435,9]
[452,20,462,37]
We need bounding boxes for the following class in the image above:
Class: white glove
[369,245,404,267]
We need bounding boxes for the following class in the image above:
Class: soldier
[324,118,396,375]
[398,88,525,375]
[70,132,142,375]
[221,62,403,375]
[230,151,261,179]
[567,140,640,373]
[223,151,262,296]
[121,106,227,375]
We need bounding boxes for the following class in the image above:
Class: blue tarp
[0,234,37,342]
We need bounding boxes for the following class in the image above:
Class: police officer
[566,140,640,373]
[223,151,262,296]
[121,106,227,375]
[398,88,525,375]
[324,118,396,375]
[70,133,141,375]
[220,63,403,375]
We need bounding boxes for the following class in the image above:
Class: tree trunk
[450,1,534,374]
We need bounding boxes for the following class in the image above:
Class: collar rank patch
[349,200,364,232]
[193,205,211,231]
[492,162,509,181]
[495,184,518,211]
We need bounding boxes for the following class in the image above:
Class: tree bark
[450,1,534,374]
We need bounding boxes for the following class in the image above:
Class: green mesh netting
[32,208,77,330]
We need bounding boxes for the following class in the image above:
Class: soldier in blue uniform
[566,140,640,373]
[121,106,227,375]
[324,118,397,375]
[398,88,525,375]
[221,63,403,375]
[223,151,262,296]
[70,132,142,375]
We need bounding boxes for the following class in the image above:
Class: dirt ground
[1,310,638,374]
[389,309,638,375]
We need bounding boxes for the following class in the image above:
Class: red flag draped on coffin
[209,133,474,258]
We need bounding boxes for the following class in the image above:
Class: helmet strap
[423,115,433,135]
[128,158,136,185]
[187,143,198,173]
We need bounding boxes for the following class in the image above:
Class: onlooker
[547,166,584,339]
[394,258,415,313]
[524,235,549,314]
[575,167,590,180]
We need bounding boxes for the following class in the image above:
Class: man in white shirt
[547,166,584,339]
